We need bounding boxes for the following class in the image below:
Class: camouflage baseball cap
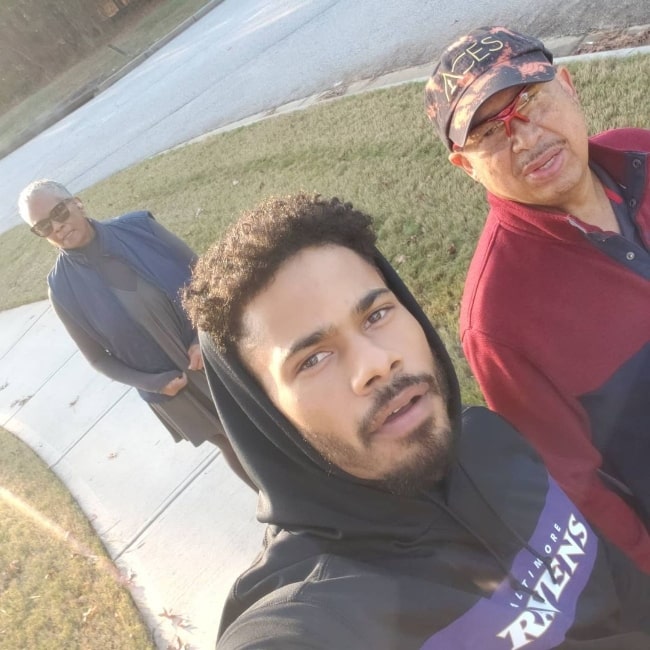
[425,26,555,150]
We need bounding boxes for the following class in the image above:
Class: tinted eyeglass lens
[31,201,71,237]
[466,85,540,151]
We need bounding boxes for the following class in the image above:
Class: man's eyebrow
[286,327,334,362]
[354,287,391,315]
[284,287,391,363]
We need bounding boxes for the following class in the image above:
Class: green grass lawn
[0,427,153,649]
[3,53,648,404]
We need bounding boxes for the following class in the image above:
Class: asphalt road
[1,0,648,232]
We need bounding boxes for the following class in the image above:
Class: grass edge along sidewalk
[2,53,648,406]
[0,426,154,649]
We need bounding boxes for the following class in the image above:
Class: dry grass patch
[0,427,153,649]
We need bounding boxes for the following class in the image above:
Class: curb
[165,40,650,155]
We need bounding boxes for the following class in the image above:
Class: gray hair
[17,179,74,223]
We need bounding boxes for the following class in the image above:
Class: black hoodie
[201,251,650,649]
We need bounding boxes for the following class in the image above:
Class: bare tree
[0,0,151,113]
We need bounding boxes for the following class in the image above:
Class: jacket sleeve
[462,327,650,574]
[50,294,180,393]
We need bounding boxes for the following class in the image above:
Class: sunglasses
[30,199,73,237]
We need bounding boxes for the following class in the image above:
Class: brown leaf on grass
[1,560,21,592]
[82,605,97,623]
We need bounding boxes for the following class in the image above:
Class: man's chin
[376,421,454,497]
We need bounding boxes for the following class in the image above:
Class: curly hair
[183,194,377,350]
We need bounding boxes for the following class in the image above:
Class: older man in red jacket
[425,26,650,572]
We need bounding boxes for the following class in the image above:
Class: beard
[310,372,455,497]
[374,415,454,496]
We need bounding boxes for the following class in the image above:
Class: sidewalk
[0,301,262,649]
[1,27,649,650]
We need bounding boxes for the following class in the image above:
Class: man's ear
[555,66,577,98]
[449,150,477,181]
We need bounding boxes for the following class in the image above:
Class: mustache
[516,137,565,172]
[358,373,438,443]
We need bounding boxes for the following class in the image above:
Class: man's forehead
[24,191,64,221]
[240,246,387,347]
[26,189,66,210]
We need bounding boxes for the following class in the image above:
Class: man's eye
[468,120,502,146]
[481,121,503,139]
[299,351,329,372]
[366,307,390,327]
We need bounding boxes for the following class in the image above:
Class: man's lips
[521,144,563,178]
[369,383,431,436]
[59,228,75,242]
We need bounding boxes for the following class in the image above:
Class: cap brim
[449,55,555,148]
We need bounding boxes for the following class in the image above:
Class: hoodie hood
[200,248,463,548]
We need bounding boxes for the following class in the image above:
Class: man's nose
[50,218,66,234]
[509,116,542,153]
[350,336,401,396]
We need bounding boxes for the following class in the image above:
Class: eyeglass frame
[453,84,538,152]
[29,198,75,237]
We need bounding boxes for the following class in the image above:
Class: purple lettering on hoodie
[419,479,598,650]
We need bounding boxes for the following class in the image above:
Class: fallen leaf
[159,608,191,629]
[10,395,32,408]
[82,605,97,623]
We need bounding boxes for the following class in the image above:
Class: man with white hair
[19,179,254,489]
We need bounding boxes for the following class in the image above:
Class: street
[1,0,647,231]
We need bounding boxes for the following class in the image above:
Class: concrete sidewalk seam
[49,383,132,469]
[0,348,78,428]
[0,303,51,362]
[115,448,220,560]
